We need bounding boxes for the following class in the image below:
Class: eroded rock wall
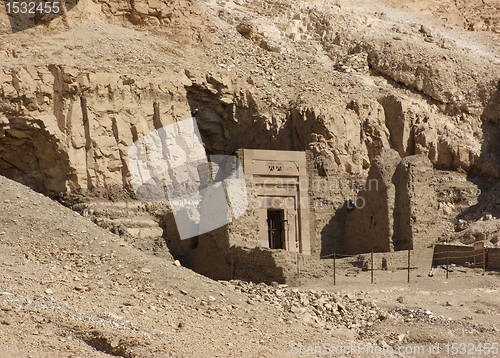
[0,66,193,193]
[393,154,440,251]
[344,149,401,254]
[0,0,499,203]
[344,150,441,254]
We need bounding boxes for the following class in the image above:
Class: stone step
[73,200,148,210]
[70,198,167,242]
[110,217,160,228]
[72,201,148,217]
[126,227,164,239]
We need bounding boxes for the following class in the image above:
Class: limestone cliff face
[0,0,499,195]
[0,64,486,195]
[0,66,192,193]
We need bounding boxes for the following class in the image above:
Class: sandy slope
[1,175,499,357]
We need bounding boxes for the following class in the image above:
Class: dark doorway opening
[189,236,199,249]
[267,210,283,249]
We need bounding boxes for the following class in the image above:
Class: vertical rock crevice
[81,95,93,190]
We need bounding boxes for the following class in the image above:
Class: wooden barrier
[432,244,500,271]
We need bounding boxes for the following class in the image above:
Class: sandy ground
[0,0,499,356]
[1,173,499,357]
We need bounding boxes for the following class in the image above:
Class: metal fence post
[333,253,336,286]
[407,249,411,284]
[446,248,449,279]
[371,251,374,284]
